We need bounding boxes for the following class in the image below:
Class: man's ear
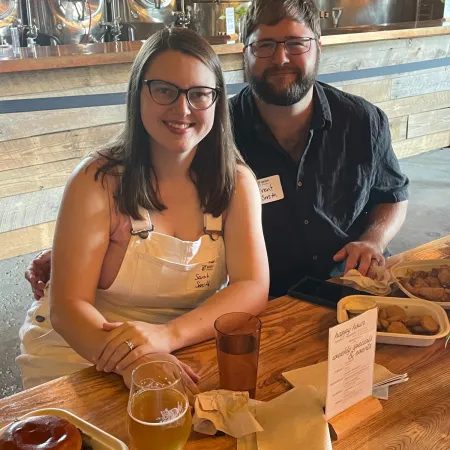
[318,40,323,48]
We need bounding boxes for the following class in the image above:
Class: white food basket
[390,259,450,309]
[0,408,128,450]
[337,295,450,347]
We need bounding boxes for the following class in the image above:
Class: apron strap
[204,214,223,241]
[130,206,154,239]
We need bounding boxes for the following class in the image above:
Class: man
[25,0,408,298]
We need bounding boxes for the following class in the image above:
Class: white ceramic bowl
[337,295,450,347]
[390,259,450,309]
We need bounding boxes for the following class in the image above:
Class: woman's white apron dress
[17,207,228,388]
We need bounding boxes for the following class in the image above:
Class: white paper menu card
[325,308,378,419]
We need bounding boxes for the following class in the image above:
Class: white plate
[390,259,450,309]
[337,295,450,347]
[0,408,128,450]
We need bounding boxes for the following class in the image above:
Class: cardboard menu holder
[327,395,382,440]
[325,308,383,440]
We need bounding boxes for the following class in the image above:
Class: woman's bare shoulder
[68,155,119,192]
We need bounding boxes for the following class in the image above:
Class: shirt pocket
[318,165,371,229]
[129,252,226,310]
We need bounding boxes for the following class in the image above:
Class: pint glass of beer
[215,312,262,399]
[127,361,192,450]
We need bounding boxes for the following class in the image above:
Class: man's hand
[24,249,52,300]
[116,353,201,405]
[333,240,385,277]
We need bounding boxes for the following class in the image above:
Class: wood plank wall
[0,36,449,261]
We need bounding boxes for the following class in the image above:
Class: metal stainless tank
[188,1,251,39]
[0,0,22,45]
[110,0,177,41]
[25,0,107,45]
[315,0,418,30]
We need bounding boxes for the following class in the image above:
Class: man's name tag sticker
[187,260,216,291]
[257,175,285,204]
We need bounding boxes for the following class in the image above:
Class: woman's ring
[125,340,134,352]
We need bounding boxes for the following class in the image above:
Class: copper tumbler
[214,312,262,399]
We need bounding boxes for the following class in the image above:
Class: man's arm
[334,201,408,276]
[25,250,52,300]
[334,107,409,277]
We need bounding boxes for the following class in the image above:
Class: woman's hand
[95,321,176,372]
[116,353,201,405]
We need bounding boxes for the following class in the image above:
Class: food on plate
[405,315,422,327]
[345,297,377,315]
[399,265,450,302]
[0,415,93,450]
[421,315,440,334]
[387,321,411,335]
[377,305,440,336]
[385,305,406,320]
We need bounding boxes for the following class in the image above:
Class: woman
[17,27,269,393]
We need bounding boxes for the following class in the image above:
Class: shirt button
[297,181,303,187]
[304,220,309,225]
[312,255,318,260]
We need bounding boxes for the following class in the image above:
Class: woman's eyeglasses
[143,79,220,110]
[245,37,317,58]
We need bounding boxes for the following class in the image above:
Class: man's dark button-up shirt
[229,82,409,297]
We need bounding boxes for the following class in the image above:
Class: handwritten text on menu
[325,308,378,419]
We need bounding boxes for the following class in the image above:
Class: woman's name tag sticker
[187,260,216,291]
[257,175,284,204]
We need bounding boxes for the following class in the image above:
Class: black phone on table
[288,276,372,310]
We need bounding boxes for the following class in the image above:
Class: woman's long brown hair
[94,27,244,219]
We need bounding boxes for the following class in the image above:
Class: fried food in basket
[399,265,450,302]
[377,306,440,336]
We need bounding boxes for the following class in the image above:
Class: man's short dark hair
[242,0,321,45]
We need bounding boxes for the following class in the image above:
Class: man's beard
[246,57,319,106]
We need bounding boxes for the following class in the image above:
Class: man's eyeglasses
[143,79,220,110]
[245,37,317,58]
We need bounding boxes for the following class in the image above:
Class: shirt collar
[246,81,333,133]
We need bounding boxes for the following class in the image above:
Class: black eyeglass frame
[143,79,221,110]
[244,37,318,58]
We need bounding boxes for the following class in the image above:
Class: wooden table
[1,236,450,449]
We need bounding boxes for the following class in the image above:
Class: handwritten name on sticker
[187,260,216,291]
[257,175,284,205]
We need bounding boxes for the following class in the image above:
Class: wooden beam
[393,131,450,159]
[341,79,392,103]
[389,116,408,142]
[0,105,125,142]
[321,25,450,46]
[391,66,450,99]
[0,187,63,233]
[0,221,55,261]
[407,108,450,138]
[219,53,244,72]
[320,35,450,75]
[0,124,122,171]
[377,90,450,119]
[0,64,131,98]
[0,83,127,102]
[0,158,80,198]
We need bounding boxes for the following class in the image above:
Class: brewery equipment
[109,0,177,41]
[25,0,107,45]
[188,0,250,40]
[0,0,22,46]
[316,0,419,30]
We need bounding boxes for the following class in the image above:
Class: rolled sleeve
[369,108,409,206]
